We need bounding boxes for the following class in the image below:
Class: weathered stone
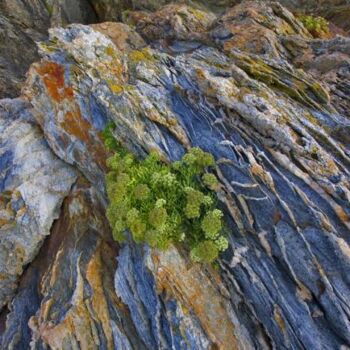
[1,0,348,98]
[1,178,146,349]
[90,22,146,51]
[280,0,350,34]
[124,4,216,43]
[211,1,311,58]
[0,16,43,98]
[1,2,350,349]
[0,0,97,99]
[282,35,350,119]
[0,98,77,310]
[115,243,244,349]
[88,0,232,22]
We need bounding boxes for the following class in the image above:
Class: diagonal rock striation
[0,1,350,349]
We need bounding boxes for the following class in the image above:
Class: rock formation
[0,1,350,349]
[0,0,99,98]
[1,0,349,98]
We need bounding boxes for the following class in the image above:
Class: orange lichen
[150,247,238,349]
[335,206,349,223]
[62,110,91,143]
[61,110,107,170]
[86,248,114,350]
[36,61,75,103]
[0,218,9,227]
[36,61,109,170]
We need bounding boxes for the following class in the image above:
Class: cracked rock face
[0,98,77,310]
[0,1,350,349]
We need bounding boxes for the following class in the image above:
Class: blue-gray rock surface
[0,1,350,349]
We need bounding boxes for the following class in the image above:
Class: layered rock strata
[0,2,350,349]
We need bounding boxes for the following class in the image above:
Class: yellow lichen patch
[110,84,124,94]
[105,45,115,57]
[305,112,321,127]
[189,8,207,22]
[301,155,339,179]
[128,48,154,63]
[107,80,134,95]
[148,246,238,349]
[311,82,330,104]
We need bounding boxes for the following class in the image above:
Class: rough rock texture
[1,0,349,99]
[0,99,77,310]
[0,0,97,99]
[88,0,233,22]
[1,177,148,349]
[1,1,350,349]
[0,15,43,99]
[280,0,350,33]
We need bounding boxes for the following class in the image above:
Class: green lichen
[232,53,329,110]
[103,122,228,263]
[297,15,329,38]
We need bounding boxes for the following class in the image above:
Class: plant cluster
[298,15,330,38]
[103,122,228,263]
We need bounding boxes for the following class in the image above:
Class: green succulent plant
[103,122,229,263]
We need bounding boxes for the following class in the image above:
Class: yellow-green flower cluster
[202,209,223,239]
[202,173,219,191]
[103,122,229,263]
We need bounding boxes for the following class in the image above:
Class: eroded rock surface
[0,1,350,349]
[0,98,77,310]
[1,0,348,99]
[0,0,97,99]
